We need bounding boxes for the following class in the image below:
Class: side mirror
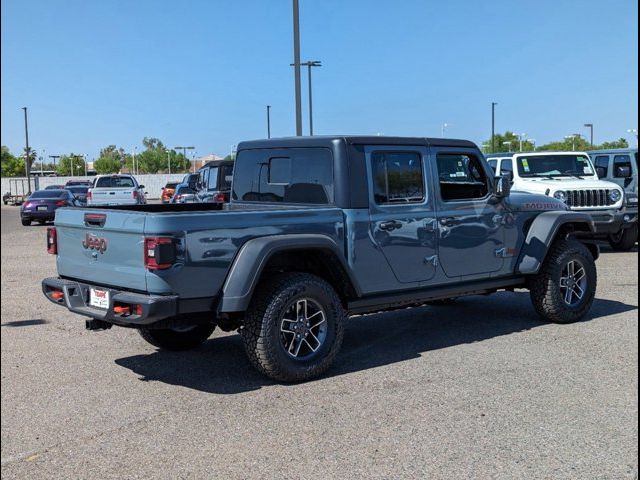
[596,167,607,178]
[615,166,632,178]
[138,184,145,189]
[495,173,512,199]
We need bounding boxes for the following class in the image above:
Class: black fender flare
[218,234,361,313]
[516,211,596,275]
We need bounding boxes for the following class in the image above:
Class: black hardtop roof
[237,135,477,150]
[199,159,234,170]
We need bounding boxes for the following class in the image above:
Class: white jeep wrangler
[487,151,637,251]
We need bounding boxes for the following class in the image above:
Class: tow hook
[85,319,112,331]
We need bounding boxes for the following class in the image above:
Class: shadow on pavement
[115,293,637,395]
[1,319,49,327]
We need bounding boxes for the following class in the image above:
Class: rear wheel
[608,223,638,251]
[138,323,216,351]
[21,218,31,226]
[241,273,345,382]
[529,239,597,324]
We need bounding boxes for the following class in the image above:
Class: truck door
[431,147,506,278]
[366,146,439,283]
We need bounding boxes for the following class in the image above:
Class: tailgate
[90,188,137,205]
[55,208,147,291]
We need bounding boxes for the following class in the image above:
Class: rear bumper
[42,277,179,327]
[22,210,55,220]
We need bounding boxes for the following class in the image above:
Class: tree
[598,138,629,149]
[125,138,191,174]
[94,145,125,174]
[1,146,25,177]
[57,154,87,176]
[485,131,535,153]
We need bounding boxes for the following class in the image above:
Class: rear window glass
[31,190,66,199]
[371,151,424,204]
[67,187,88,194]
[95,176,135,188]
[232,148,333,204]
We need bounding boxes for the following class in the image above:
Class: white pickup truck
[487,151,637,250]
[87,175,146,206]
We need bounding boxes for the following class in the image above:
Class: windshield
[517,154,595,178]
[31,191,66,199]
[95,176,135,188]
[67,187,88,194]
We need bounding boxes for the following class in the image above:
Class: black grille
[565,189,613,208]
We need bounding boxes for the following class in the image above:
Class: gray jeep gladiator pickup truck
[43,136,599,382]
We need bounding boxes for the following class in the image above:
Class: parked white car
[87,175,146,206]
[487,151,637,250]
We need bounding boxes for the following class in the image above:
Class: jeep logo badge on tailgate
[82,233,107,253]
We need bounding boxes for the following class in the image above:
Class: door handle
[423,218,438,232]
[379,220,402,231]
[440,217,461,227]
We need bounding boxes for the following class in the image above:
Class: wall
[1,174,188,200]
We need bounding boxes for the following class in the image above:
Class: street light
[175,146,195,172]
[291,60,322,135]
[292,0,302,136]
[564,134,581,151]
[584,123,594,147]
[628,128,638,147]
[491,102,498,153]
[515,133,527,152]
[503,141,513,151]
[441,122,452,137]
[21,107,32,192]
[266,105,272,139]
[529,139,536,151]
[49,155,60,171]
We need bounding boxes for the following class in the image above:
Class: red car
[161,182,179,203]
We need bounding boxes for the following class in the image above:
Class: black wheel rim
[559,259,588,307]
[279,298,328,360]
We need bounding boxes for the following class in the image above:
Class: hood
[515,177,623,195]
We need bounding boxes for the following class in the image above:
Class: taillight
[47,227,57,254]
[133,190,139,199]
[23,202,32,208]
[86,191,92,201]
[144,237,176,270]
[213,193,225,203]
[55,200,66,207]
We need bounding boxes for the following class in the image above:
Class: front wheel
[529,239,597,324]
[138,323,216,351]
[241,273,345,382]
[608,223,638,251]
[21,218,31,226]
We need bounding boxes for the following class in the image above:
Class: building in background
[192,154,224,171]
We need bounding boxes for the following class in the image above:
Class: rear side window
[371,151,424,204]
[232,148,333,204]
[613,155,632,177]
[436,153,490,201]
[487,159,497,173]
[594,155,610,177]
[500,159,513,174]
[95,176,135,188]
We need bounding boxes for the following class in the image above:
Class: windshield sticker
[522,159,530,172]
[583,166,593,174]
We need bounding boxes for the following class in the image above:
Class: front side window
[516,154,595,178]
[436,153,489,201]
[207,167,219,191]
[500,159,513,174]
[487,159,497,173]
[371,151,424,204]
[232,148,333,204]
[594,155,610,177]
[613,155,632,177]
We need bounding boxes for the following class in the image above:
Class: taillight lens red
[47,227,57,254]
[144,237,176,270]
[86,191,92,200]
[214,193,225,203]
[23,202,32,208]
[133,190,139,199]
[55,200,66,207]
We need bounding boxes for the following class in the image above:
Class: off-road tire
[608,223,638,251]
[138,323,216,351]
[240,273,345,383]
[21,218,31,226]
[529,239,597,324]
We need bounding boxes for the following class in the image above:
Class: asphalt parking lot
[1,205,637,479]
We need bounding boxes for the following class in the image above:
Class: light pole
[266,105,271,139]
[21,107,32,192]
[584,123,594,147]
[175,146,195,172]
[529,139,536,151]
[516,133,527,152]
[132,147,138,175]
[49,155,60,171]
[441,123,451,137]
[481,143,490,153]
[491,102,497,153]
[628,128,638,147]
[303,61,321,135]
[292,0,303,136]
[166,149,172,174]
[564,134,581,151]
[503,141,513,152]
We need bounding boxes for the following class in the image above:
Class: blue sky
[1,0,638,160]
